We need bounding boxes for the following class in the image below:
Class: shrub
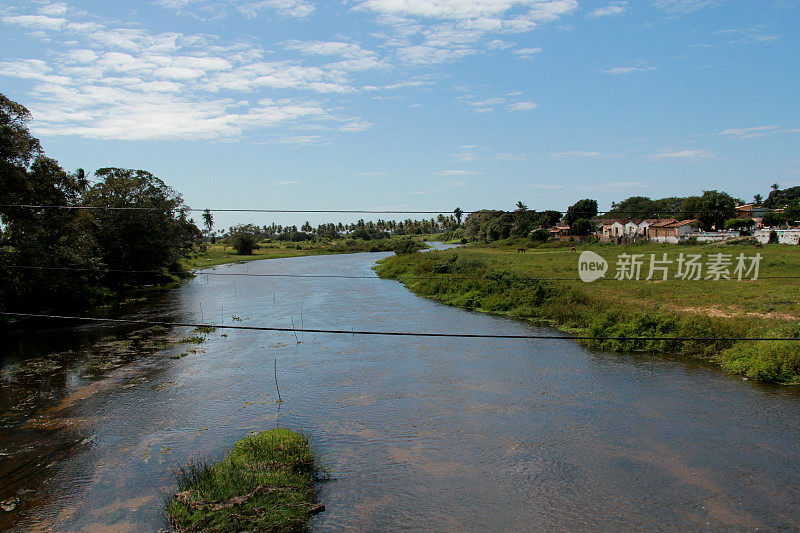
[227,224,260,255]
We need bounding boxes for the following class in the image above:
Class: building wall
[755,229,800,245]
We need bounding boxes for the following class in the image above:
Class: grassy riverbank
[184,238,425,270]
[167,428,322,532]
[375,242,800,384]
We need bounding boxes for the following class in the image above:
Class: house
[624,221,639,237]
[601,220,625,239]
[735,204,773,220]
[637,219,659,237]
[649,219,696,244]
[551,225,572,242]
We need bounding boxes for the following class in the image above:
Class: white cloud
[513,47,543,58]
[237,0,315,18]
[435,169,482,175]
[396,44,477,65]
[508,101,538,111]
[356,0,578,21]
[0,7,374,141]
[655,0,722,13]
[551,151,620,158]
[604,66,656,74]
[650,149,715,159]
[486,39,514,49]
[2,15,67,30]
[282,39,386,71]
[719,125,799,138]
[154,0,314,19]
[356,0,577,65]
[589,4,627,17]
[38,3,69,16]
[383,80,433,90]
[338,120,374,132]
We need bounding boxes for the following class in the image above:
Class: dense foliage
[167,428,320,532]
[0,93,202,314]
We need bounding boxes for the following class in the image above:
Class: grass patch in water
[166,428,323,532]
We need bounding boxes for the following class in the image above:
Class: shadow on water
[1,251,799,531]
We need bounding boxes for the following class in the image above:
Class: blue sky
[1,0,799,229]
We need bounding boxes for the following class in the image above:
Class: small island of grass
[167,428,323,532]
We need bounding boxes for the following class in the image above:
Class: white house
[601,220,626,238]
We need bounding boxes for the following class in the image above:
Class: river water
[1,249,799,531]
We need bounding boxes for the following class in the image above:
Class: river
[1,249,799,531]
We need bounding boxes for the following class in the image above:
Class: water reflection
[1,250,799,531]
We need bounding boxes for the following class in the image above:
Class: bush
[769,230,779,244]
[227,224,260,255]
[391,237,425,255]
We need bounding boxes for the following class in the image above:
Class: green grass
[166,428,322,533]
[375,242,800,384]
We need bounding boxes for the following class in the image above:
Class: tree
[0,93,98,311]
[202,209,213,234]
[227,224,260,255]
[764,186,800,209]
[683,190,735,230]
[453,207,463,225]
[82,168,202,276]
[515,201,527,212]
[604,196,657,219]
[762,211,786,228]
[771,183,780,191]
[753,194,763,206]
[571,218,595,236]
[391,237,424,255]
[565,199,597,227]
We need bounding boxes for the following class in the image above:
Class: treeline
[459,186,800,245]
[604,189,800,228]
[221,216,458,246]
[0,93,202,314]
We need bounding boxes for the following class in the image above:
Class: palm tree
[202,209,214,243]
[454,207,464,225]
[515,201,527,212]
[753,194,763,206]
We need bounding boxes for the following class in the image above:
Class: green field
[375,242,800,384]
[167,428,322,532]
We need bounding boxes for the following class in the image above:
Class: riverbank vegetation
[167,428,322,532]
[375,242,800,384]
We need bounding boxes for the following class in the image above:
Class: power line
[2,312,798,342]
[2,264,797,281]
[0,204,471,214]
[0,203,775,216]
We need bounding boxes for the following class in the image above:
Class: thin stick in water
[274,358,282,403]
[290,315,300,343]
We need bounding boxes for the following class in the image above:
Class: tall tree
[453,207,463,225]
[82,168,202,277]
[0,93,98,311]
[565,199,598,227]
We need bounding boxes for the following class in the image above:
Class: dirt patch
[680,306,800,321]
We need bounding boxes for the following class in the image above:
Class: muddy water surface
[1,249,800,531]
